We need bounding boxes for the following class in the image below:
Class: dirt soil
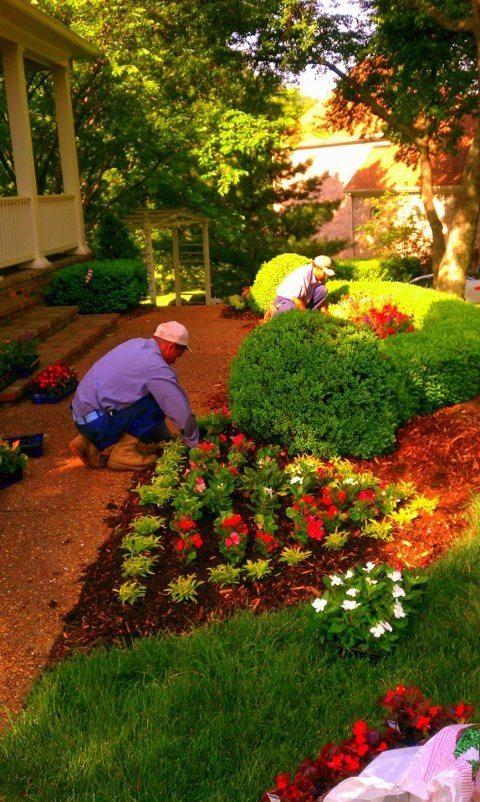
[1,304,480,729]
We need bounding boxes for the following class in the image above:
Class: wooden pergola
[124,208,212,306]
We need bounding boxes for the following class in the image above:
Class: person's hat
[313,255,335,276]
[154,321,191,351]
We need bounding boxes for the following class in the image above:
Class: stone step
[0,305,78,343]
[0,312,119,402]
[0,295,38,324]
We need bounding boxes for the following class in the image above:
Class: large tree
[0,0,337,274]
[245,0,480,296]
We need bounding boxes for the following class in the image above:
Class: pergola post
[171,225,182,306]
[202,221,212,304]
[2,44,50,268]
[143,219,157,305]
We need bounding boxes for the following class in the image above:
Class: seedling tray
[0,466,23,490]
[32,385,76,404]
[5,433,44,458]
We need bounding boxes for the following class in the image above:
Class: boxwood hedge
[229,310,403,458]
[44,259,148,314]
[229,280,480,458]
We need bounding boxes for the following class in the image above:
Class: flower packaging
[30,364,78,404]
[261,686,475,802]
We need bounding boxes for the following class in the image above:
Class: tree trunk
[436,119,480,297]
[417,142,445,279]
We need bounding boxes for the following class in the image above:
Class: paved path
[0,305,254,728]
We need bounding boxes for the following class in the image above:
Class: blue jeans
[74,395,168,451]
[272,284,327,316]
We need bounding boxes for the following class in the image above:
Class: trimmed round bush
[45,259,148,314]
[228,310,402,458]
[249,253,307,314]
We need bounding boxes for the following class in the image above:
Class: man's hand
[293,297,306,311]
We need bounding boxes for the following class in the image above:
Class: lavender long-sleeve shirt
[72,338,199,447]
[275,263,318,304]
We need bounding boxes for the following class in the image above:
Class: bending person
[270,255,335,317]
[69,321,199,471]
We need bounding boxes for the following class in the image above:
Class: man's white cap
[313,255,335,276]
[154,321,191,351]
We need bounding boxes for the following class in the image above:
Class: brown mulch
[1,303,480,727]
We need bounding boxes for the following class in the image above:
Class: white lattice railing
[38,194,77,255]
[0,196,35,269]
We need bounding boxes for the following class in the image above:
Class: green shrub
[228,310,402,458]
[249,253,307,314]
[45,260,148,314]
[334,256,423,283]
[93,213,142,260]
[229,280,480,459]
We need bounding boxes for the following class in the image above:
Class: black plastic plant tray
[5,433,44,457]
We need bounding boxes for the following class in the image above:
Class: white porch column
[2,44,50,268]
[52,64,91,256]
[171,225,182,306]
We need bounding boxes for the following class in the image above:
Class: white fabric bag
[324,725,480,802]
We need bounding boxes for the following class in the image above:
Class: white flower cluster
[310,562,409,637]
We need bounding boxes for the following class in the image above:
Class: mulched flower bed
[49,395,480,664]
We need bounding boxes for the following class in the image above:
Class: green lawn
[1,502,480,802]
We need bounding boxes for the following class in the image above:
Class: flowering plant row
[331,294,415,339]
[261,685,475,802]
[310,562,427,654]
[123,409,435,605]
[29,364,78,400]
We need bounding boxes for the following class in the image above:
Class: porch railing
[38,195,77,254]
[0,194,79,270]
[0,196,35,269]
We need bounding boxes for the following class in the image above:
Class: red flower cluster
[31,363,77,394]
[255,530,280,553]
[351,303,415,339]
[261,686,474,802]
[171,515,203,562]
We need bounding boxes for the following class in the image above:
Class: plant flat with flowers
[0,436,28,478]
[29,364,78,403]
[262,685,475,802]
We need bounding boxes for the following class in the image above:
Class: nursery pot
[0,466,24,490]
[14,355,40,378]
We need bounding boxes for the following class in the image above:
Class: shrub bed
[229,310,403,458]
[230,281,480,457]
[44,259,148,314]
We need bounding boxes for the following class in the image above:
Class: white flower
[387,570,403,582]
[392,584,406,598]
[344,478,358,485]
[346,588,358,597]
[330,575,343,586]
[345,569,354,579]
[366,578,378,585]
[379,620,393,632]
[363,561,376,573]
[264,487,274,497]
[393,600,406,619]
[370,622,386,638]
[290,476,303,485]
[311,597,328,613]
[341,600,359,611]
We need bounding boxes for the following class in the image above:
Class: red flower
[414,715,431,731]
